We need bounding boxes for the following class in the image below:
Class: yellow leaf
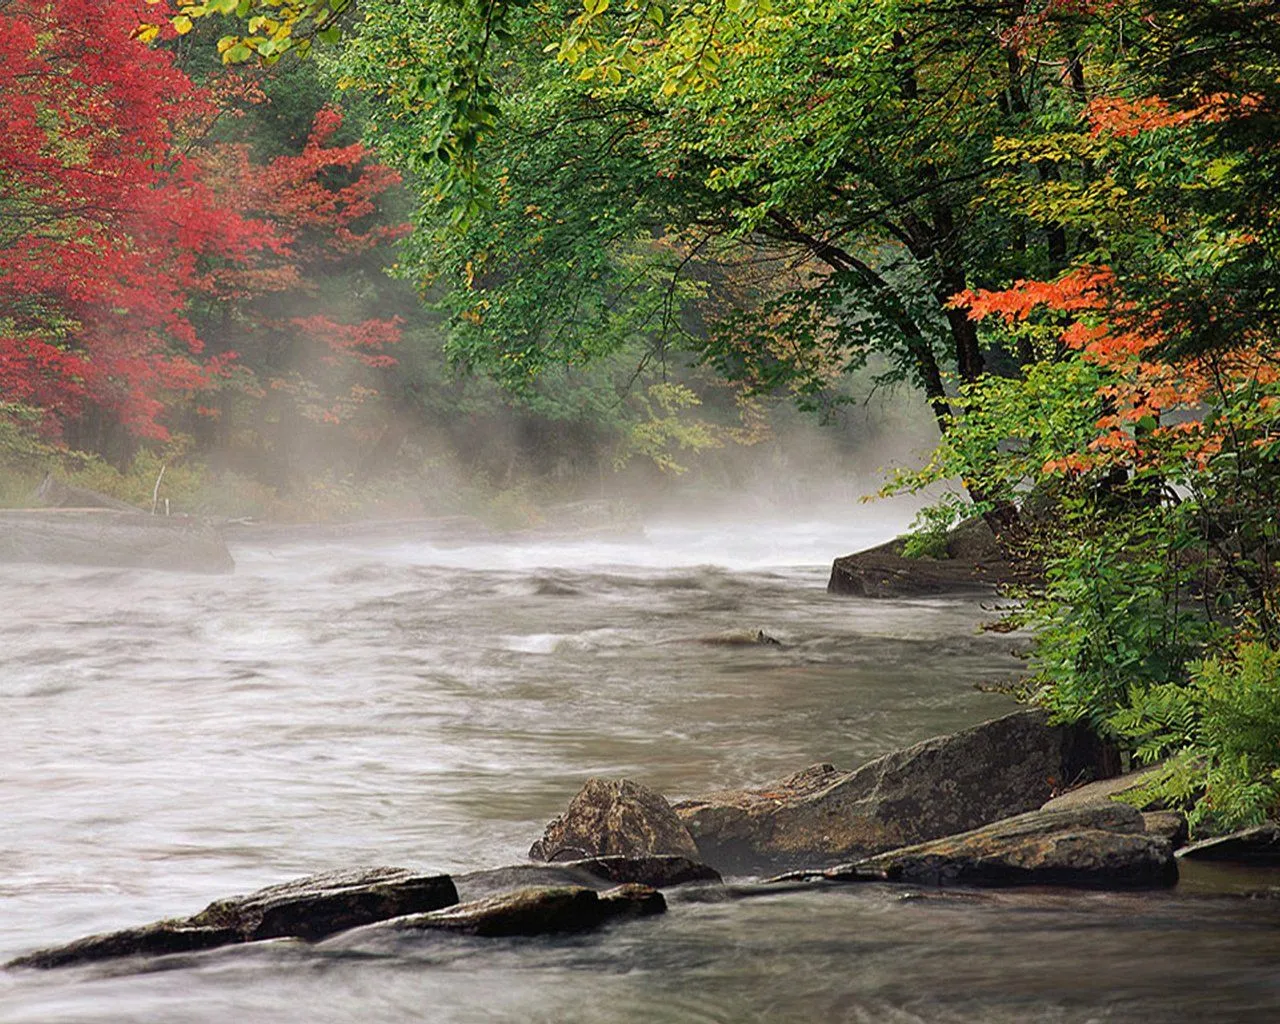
[133,23,161,43]
[173,15,193,35]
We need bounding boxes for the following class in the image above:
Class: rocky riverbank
[12,709,1279,974]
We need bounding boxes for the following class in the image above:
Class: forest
[4,0,1280,839]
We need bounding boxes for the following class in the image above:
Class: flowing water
[2,517,1278,1022]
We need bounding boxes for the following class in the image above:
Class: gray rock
[774,804,1177,890]
[1177,822,1280,864]
[0,509,234,574]
[1142,810,1189,848]
[5,923,241,971]
[7,867,457,970]
[562,854,721,889]
[599,883,667,919]
[32,473,142,512]
[453,856,719,903]
[186,867,459,941]
[1040,762,1165,811]
[673,710,1118,874]
[529,778,701,863]
[375,884,664,938]
[826,519,1030,598]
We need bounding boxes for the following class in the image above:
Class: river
[2,517,1278,1022]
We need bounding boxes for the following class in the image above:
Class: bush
[1114,643,1280,834]
[900,500,964,560]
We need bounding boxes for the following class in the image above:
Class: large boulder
[775,803,1177,889]
[529,778,701,863]
[0,509,234,574]
[342,884,665,941]
[827,518,1031,598]
[672,710,1118,874]
[8,867,458,970]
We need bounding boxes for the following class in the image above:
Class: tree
[0,0,275,458]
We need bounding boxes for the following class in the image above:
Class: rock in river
[455,855,719,902]
[529,777,701,863]
[775,803,1178,890]
[672,709,1118,874]
[0,509,234,574]
[8,867,458,970]
[1177,822,1280,865]
[827,518,1029,598]
[341,884,666,941]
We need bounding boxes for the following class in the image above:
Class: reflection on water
[2,518,1277,1023]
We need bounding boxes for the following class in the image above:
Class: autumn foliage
[0,0,405,452]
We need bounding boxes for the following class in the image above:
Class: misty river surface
[2,518,1279,1023]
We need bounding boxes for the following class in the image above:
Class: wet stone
[455,855,719,903]
[377,886,619,938]
[529,778,701,863]
[773,804,1178,890]
[186,866,459,942]
[599,883,667,919]
[7,867,458,970]
[673,710,1118,875]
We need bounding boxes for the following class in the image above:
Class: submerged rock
[5,923,240,971]
[688,629,782,646]
[529,778,701,863]
[359,884,665,939]
[7,867,458,970]
[673,710,1118,875]
[1177,823,1280,864]
[774,804,1177,890]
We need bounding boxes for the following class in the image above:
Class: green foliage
[1025,501,1221,735]
[900,499,964,560]
[614,382,724,475]
[1114,644,1280,833]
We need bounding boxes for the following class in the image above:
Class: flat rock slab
[672,709,1117,874]
[1177,823,1280,864]
[1040,763,1165,811]
[529,778,701,863]
[773,804,1177,890]
[8,867,458,970]
[455,856,719,902]
[0,509,234,574]
[342,884,666,941]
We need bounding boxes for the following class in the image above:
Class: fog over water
[2,511,1279,1022]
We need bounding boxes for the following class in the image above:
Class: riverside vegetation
[4,0,1280,855]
